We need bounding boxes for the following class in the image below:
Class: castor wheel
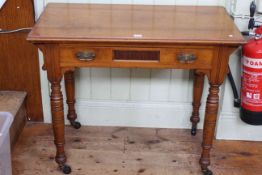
[191,127,197,136]
[202,169,213,175]
[71,121,81,129]
[60,164,72,174]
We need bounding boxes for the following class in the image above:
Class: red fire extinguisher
[241,26,262,125]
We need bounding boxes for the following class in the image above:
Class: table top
[28,3,245,45]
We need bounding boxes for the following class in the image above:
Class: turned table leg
[50,81,71,174]
[64,71,81,129]
[190,71,205,136]
[200,84,220,175]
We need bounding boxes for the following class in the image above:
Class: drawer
[60,46,112,67]
[168,47,215,69]
[59,45,216,69]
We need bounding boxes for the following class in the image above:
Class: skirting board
[43,99,262,141]
[216,113,262,141]
[44,100,206,129]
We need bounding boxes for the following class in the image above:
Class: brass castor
[202,169,213,175]
[60,164,72,174]
[191,127,197,136]
[70,121,81,129]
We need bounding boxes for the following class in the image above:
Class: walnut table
[27,3,245,175]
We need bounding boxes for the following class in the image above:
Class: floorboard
[12,123,262,175]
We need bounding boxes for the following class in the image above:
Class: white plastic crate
[0,112,14,175]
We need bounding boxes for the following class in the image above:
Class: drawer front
[59,45,216,69]
[169,47,215,69]
[60,47,112,67]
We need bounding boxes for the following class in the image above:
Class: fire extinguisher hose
[227,65,241,108]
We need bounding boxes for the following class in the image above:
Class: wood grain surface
[27,3,245,173]
[27,3,245,45]
[0,91,27,148]
[0,0,43,121]
[59,45,216,69]
[12,124,262,175]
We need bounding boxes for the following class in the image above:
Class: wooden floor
[12,124,262,175]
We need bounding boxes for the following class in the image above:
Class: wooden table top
[28,3,245,45]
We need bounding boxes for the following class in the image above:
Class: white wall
[34,0,262,141]
[216,0,262,141]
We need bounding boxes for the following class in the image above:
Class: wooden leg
[190,72,205,136]
[64,71,81,129]
[50,81,71,174]
[200,84,220,175]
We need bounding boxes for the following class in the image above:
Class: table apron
[59,45,218,70]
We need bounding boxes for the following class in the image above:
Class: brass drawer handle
[177,53,197,64]
[76,51,96,61]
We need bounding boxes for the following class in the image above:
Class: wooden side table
[28,3,245,175]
